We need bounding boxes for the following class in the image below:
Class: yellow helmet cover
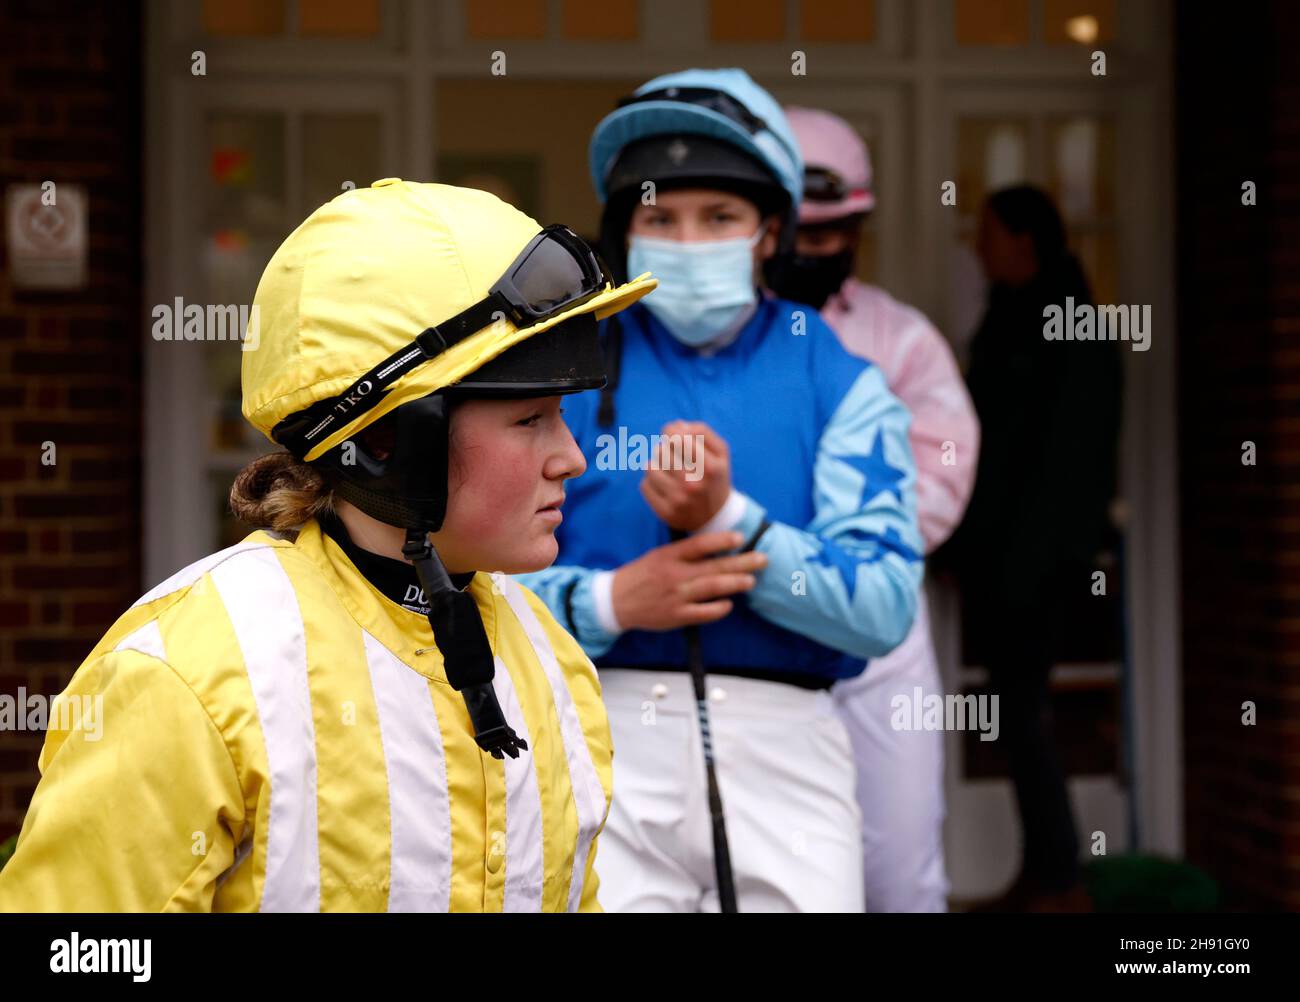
[242,178,656,461]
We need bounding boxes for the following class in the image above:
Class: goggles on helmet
[618,85,771,137]
[272,224,611,459]
[803,165,852,203]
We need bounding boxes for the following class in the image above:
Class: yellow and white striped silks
[0,520,612,912]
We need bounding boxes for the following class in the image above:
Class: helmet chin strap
[402,528,528,760]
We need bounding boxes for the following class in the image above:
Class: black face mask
[765,250,855,310]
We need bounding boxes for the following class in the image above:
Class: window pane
[301,113,386,213]
[435,78,642,239]
[204,113,288,304]
[855,229,877,285]
[438,154,543,222]
[1043,0,1116,45]
[1047,116,1115,223]
[1072,229,1118,307]
[202,0,286,36]
[466,0,548,39]
[562,0,638,40]
[203,112,289,457]
[800,0,874,43]
[954,0,1030,46]
[711,0,785,42]
[956,119,1030,219]
[298,0,382,37]
[213,469,254,550]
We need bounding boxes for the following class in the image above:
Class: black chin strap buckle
[402,530,528,761]
[401,531,437,566]
[461,683,529,760]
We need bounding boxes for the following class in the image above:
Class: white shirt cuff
[694,488,748,536]
[591,570,622,634]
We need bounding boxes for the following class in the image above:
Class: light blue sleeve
[514,566,622,660]
[729,365,924,659]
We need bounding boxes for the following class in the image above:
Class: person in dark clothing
[948,185,1122,911]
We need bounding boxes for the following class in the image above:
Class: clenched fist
[641,421,733,532]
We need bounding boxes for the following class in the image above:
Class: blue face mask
[626,226,766,348]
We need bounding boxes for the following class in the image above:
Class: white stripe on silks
[491,654,544,911]
[113,619,167,662]
[361,630,452,913]
[132,540,275,608]
[495,575,608,911]
[209,549,321,913]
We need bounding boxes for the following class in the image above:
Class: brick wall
[0,1,143,838]
[1177,1,1300,910]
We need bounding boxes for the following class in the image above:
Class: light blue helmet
[588,68,804,280]
[589,67,803,209]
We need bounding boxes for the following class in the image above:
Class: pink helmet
[784,106,875,224]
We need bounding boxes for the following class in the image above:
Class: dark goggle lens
[509,228,600,316]
[620,87,766,136]
[804,167,849,202]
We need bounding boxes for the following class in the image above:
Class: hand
[640,421,733,532]
[611,531,768,632]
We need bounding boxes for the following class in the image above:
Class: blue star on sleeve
[807,539,863,600]
[807,527,923,602]
[876,525,922,562]
[831,430,906,506]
